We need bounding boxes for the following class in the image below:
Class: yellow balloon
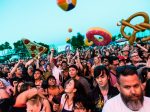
[66,37,70,42]
[85,38,93,46]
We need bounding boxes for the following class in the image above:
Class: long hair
[65,78,90,110]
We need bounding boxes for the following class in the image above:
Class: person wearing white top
[102,65,150,112]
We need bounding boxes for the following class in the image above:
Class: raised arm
[136,43,148,52]
[25,59,34,68]
[75,49,83,71]
[10,60,22,74]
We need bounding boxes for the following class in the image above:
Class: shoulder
[92,65,95,69]
[144,96,150,103]
[61,94,67,100]
[60,94,67,105]
[105,94,120,104]
[0,89,10,99]
[79,76,88,82]
[102,94,121,112]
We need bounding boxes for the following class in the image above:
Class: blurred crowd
[0,41,150,112]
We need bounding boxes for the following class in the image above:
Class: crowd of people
[0,40,150,112]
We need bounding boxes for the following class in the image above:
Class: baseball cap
[118,55,125,61]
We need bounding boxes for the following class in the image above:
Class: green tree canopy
[69,33,85,50]
[13,40,29,57]
[0,42,12,51]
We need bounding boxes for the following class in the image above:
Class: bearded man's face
[118,74,144,111]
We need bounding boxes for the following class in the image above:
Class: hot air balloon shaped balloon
[57,0,77,11]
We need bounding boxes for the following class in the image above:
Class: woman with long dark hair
[59,78,89,112]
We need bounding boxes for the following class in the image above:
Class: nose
[98,77,102,82]
[130,87,136,94]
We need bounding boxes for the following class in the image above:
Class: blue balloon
[65,45,70,52]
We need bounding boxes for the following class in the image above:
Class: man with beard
[102,65,150,112]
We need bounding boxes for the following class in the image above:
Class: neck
[99,83,109,91]
[75,75,80,80]
[95,62,100,66]
[35,79,41,81]
[66,93,74,100]
[49,85,57,89]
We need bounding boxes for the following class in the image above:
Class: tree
[0,42,12,51]
[69,33,85,50]
[0,44,4,51]
[13,40,29,57]
[4,42,12,49]
[112,35,117,42]
[117,33,122,40]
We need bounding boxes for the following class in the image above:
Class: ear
[73,88,77,93]
[141,83,146,91]
[76,70,78,73]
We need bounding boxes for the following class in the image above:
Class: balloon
[119,12,150,44]
[68,28,72,33]
[142,37,150,42]
[22,38,47,58]
[86,27,112,46]
[84,38,103,46]
[65,45,70,52]
[84,38,93,46]
[57,0,77,11]
[66,37,70,42]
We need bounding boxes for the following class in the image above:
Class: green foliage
[68,33,85,50]
[13,40,29,57]
[0,42,12,51]
[0,44,4,51]
[66,38,71,44]
[4,42,12,49]
[112,35,117,42]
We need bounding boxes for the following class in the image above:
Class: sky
[0,0,150,47]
